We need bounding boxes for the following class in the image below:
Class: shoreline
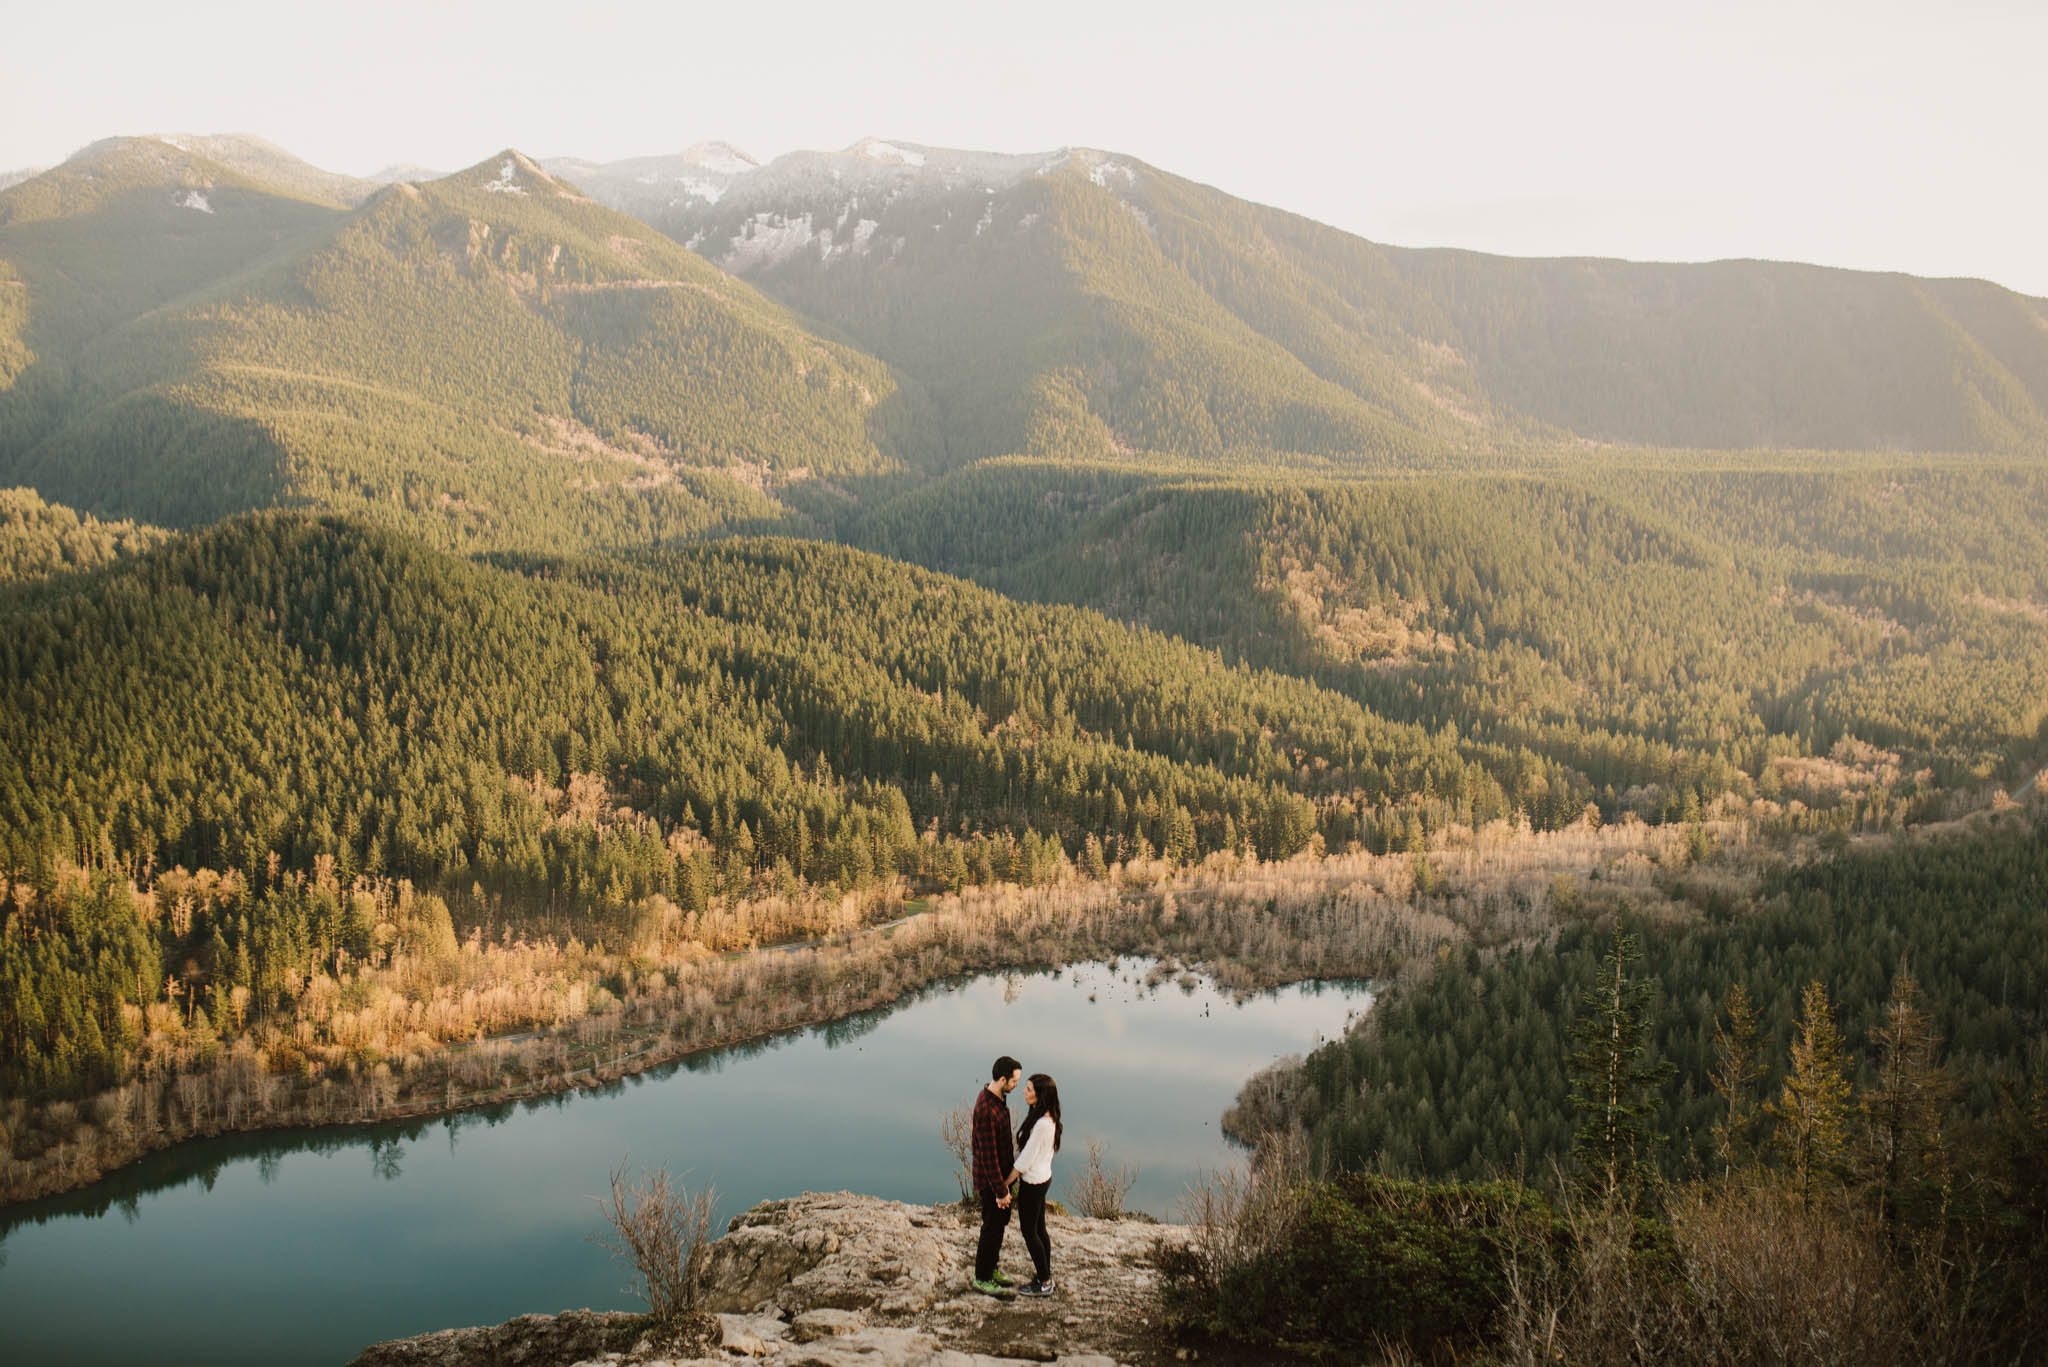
[4,805,1859,1212]
[1,951,1340,1222]
[3,845,1447,1210]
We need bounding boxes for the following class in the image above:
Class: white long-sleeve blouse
[1014,1114,1058,1184]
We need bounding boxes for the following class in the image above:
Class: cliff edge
[350,1192,1191,1367]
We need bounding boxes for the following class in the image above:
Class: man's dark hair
[992,1055,1022,1082]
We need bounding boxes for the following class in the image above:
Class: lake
[0,960,1370,1366]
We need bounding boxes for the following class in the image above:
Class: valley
[1,124,2045,1366]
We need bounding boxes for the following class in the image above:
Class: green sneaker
[990,1269,1018,1287]
[971,1276,1016,1298]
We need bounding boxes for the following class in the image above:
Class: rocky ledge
[350,1192,1192,1367]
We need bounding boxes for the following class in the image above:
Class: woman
[1006,1072,1062,1297]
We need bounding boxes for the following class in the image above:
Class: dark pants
[1016,1179,1052,1282]
[975,1187,1012,1281]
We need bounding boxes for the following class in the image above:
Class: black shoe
[1018,1277,1054,1297]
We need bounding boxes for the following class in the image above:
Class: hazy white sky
[6,0,2042,295]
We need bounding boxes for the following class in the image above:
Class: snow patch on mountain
[564,140,1093,243]
[484,159,527,195]
[177,189,213,213]
[721,212,818,272]
[712,209,891,272]
[1089,159,1136,190]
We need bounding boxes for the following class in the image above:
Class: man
[970,1055,1023,1296]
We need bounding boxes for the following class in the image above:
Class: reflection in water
[0,961,1369,1367]
[1,1112,464,1239]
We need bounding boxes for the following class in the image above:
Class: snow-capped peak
[681,141,758,176]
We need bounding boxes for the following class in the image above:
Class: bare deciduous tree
[594,1158,717,1324]
[1068,1135,1139,1218]
[1175,1128,1309,1292]
[940,1104,974,1202]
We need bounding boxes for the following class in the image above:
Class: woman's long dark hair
[1018,1073,1062,1153]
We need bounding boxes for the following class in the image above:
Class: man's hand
[997,1193,1012,1209]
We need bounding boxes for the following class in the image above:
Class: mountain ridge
[3,128,2044,561]
[559,135,2048,459]
[0,143,940,543]
[10,129,2043,471]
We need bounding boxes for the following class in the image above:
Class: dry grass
[1498,1176,1936,1367]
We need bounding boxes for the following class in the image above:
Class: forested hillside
[851,456,2048,809]
[0,138,344,383]
[0,486,166,581]
[0,146,938,547]
[1274,811,2048,1182]
[1,511,1539,1099]
[645,145,1474,470]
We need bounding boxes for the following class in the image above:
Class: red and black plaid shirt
[971,1084,1016,1197]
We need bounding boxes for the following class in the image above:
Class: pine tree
[1709,981,1764,1172]
[1567,925,1674,1200]
[1859,960,1954,1229]
[1768,979,1852,1204]
[1163,804,1196,864]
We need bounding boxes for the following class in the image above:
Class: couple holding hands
[967,1055,1062,1298]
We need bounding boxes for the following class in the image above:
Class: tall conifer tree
[1567,924,1674,1200]
[1769,979,1852,1204]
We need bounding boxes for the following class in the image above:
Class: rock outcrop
[351,1193,1191,1367]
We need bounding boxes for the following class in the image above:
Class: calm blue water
[0,961,1369,1366]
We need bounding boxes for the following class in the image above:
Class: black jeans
[975,1187,1013,1281]
[1016,1179,1051,1282]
